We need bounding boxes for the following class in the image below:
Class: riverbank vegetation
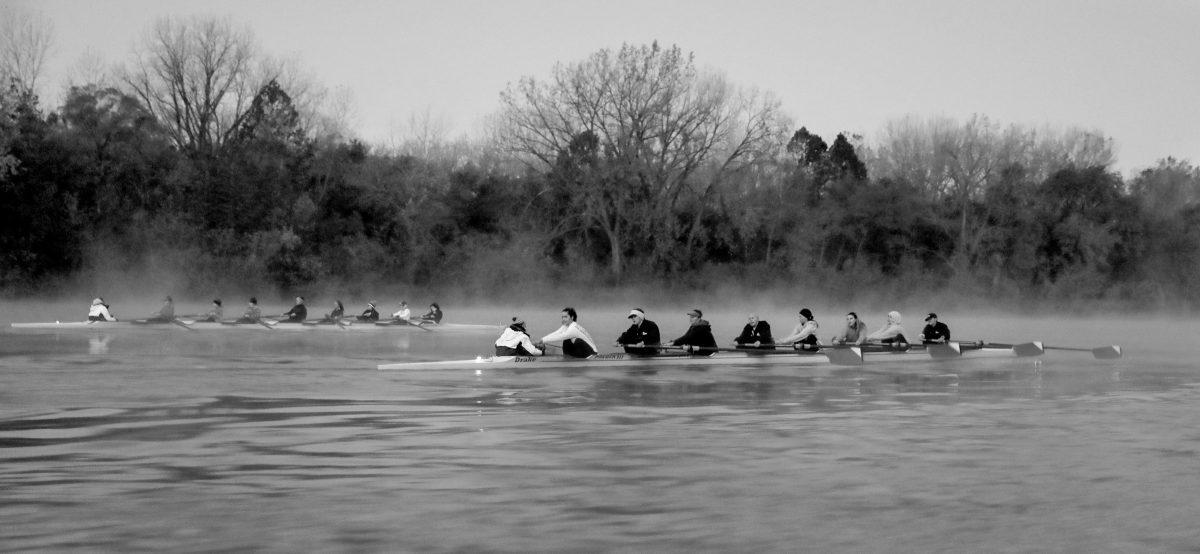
[2,13,1198,310]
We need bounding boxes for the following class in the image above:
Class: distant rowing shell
[377,342,1036,371]
[10,320,502,332]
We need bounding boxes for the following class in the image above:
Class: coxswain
[146,296,175,323]
[282,296,307,323]
[831,312,868,345]
[537,307,598,358]
[734,313,774,349]
[919,313,951,344]
[494,316,542,356]
[671,308,718,355]
[419,303,443,324]
[777,308,820,351]
[616,308,661,355]
[87,298,117,322]
[356,301,380,322]
[866,311,908,348]
[237,297,263,323]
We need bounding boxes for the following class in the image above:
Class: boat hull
[377,344,1029,371]
[10,320,499,332]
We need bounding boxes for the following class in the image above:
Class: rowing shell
[377,342,1038,371]
[10,320,501,332]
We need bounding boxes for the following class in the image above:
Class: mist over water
[2,301,1199,551]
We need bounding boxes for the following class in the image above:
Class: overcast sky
[16,0,1200,174]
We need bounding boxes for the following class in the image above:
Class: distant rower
[87,298,117,322]
[866,311,908,348]
[356,301,380,322]
[283,296,307,323]
[419,303,443,324]
[145,296,175,323]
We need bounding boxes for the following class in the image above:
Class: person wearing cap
[617,308,661,355]
[419,303,443,324]
[866,311,908,348]
[356,301,380,322]
[145,296,175,323]
[199,299,224,322]
[87,298,117,322]
[537,307,599,358]
[495,317,543,356]
[777,308,820,351]
[282,296,307,323]
[831,312,868,345]
[670,309,718,355]
[391,301,412,322]
[237,297,263,323]
[734,313,774,349]
[919,313,951,344]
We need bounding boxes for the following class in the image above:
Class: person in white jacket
[494,317,542,356]
[87,298,116,322]
[537,307,598,358]
[391,301,412,322]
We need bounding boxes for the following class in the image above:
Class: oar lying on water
[982,341,1122,359]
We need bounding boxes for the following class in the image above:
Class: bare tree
[122,16,272,156]
[866,114,1115,273]
[496,42,789,277]
[0,5,54,94]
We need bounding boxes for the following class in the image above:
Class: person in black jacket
[357,301,380,322]
[919,313,951,344]
[616,308,661,355]
[734,313,774,350]
[672,308,718,355]
[282,296,307,323]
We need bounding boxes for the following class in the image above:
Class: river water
[2,303,1199,552]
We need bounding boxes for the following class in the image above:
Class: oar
[171,318,195,331]
[984,341,1120,359]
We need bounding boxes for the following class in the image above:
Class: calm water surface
[2,305,1199,552]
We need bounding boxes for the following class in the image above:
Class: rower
[282,296,307,323]
[392,301,412,322]
[200,299,223,322]
[87,298,117,322]
[237,297,263,323]
[734,313,773,350]
[831,311,868,346]
[419,303,443,324]
[495,317,542,356]
[537,307,598,358]
[323,300,345,323]
[866,310,908,349]
[617,308,660,355]
[777,308,819,351]
[145,296,175,323]
[356,301,380,322]
[919,313,951,344]
[671,308,717,355]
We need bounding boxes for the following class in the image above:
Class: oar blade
[824,347,863,366]
[926,342,962,359]
[1093,345,1122,359]
[1012,341,1045,357]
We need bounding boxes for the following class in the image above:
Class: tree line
[1,14,1198,309]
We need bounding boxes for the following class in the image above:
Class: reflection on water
[2,320,1200,551]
